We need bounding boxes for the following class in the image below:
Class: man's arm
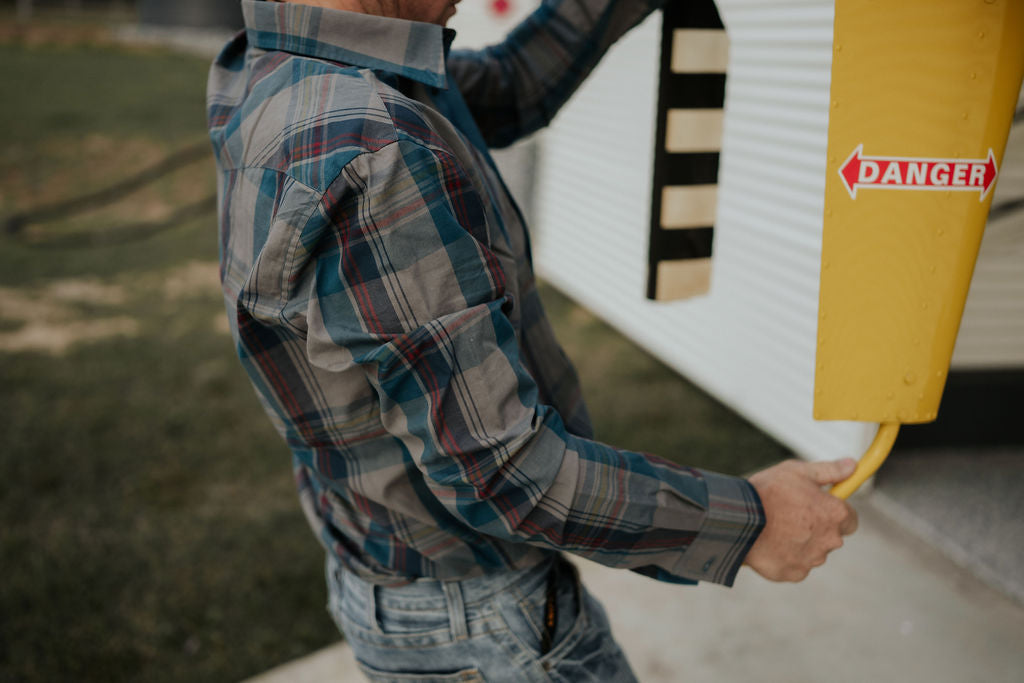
[448,0,663,148]
[302,138,762,585]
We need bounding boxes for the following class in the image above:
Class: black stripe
[989,196,1024,221]
[662,74,727,108]
[665,0,724,29]
[661,153,720,186]
[647,1,724,300]
[645,268,659,300]
[650,227,714,262]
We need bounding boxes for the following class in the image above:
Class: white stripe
[661,185,719,228]
[654,258,712,301]
[671,29,729,74]
[665,109,724,153]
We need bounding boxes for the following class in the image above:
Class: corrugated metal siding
[533,2,877,461]
[951,86,1024,368]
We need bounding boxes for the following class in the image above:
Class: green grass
[0,43,210,146]
[0,20,340,683]
[0,16,787,683]
[1,322,334,680]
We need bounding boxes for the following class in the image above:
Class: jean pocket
[375,606,453,636]
[498,558,585,659]
[334,598,454,639]
[355,660,486,683]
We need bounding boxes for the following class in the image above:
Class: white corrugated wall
[533,1,876,462]
[450,1,537,49]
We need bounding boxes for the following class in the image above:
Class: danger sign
[839,144,998,201]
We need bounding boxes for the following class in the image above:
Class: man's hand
[743,459,859,582]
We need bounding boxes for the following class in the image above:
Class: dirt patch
[0,261,226,354]
[0,281,136,355]
[211,312,230,336]
[569,304,598,326]
[163,261,221,300]
[0,316,139,355]
[0,286,63,322]
[46,277,127,306]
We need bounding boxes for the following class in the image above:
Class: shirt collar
[241,0,453,89]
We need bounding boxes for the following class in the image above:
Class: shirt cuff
[674,470,765,587]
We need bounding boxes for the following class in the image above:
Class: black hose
[4,140,215,246]
[17,194,218,248]
[989,196,1024,222]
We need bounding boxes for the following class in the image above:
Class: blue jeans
[326,554,638,682]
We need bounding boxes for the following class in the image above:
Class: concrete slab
[241,642,362,683]
[874,449,1024,606]
[579,500,1024,683]
[241,496,1024,682]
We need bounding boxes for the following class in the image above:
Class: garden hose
[3,140,215,247]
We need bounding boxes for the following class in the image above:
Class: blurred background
[1,1,1022,682]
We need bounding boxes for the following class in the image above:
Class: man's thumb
[808,458,858,486]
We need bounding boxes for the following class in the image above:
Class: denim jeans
[326,554,638,682]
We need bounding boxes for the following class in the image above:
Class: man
[207,0,858,680]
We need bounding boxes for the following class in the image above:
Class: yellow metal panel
[815,0,1024,424]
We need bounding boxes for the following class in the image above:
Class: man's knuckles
[839,507,859,535]
[821,534,844,553]
[783,566,811,582]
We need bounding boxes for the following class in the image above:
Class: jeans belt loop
[442,580,469,641]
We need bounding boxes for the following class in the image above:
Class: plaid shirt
[207,0,764,587]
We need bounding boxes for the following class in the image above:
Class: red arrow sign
[838,145,998,201]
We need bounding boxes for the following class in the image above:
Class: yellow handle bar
[830,422,900,500]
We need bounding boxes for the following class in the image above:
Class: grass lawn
[0,13,787,683]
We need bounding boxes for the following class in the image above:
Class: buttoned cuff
[675,471,765,587]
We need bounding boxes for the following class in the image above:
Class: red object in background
[491,0,511,16]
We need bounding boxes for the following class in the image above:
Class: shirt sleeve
[447,0,664,148]
[303,139,764,586]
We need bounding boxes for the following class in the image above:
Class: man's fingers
[839,504,859,536]
[807,458,858,486]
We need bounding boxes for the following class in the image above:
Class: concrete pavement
[242,495,1024,683]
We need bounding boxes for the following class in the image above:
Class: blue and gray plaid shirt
[207,0,764,587]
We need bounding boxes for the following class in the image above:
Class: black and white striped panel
[646,1,728,301]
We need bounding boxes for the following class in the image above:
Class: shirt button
[702,557,716,573]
